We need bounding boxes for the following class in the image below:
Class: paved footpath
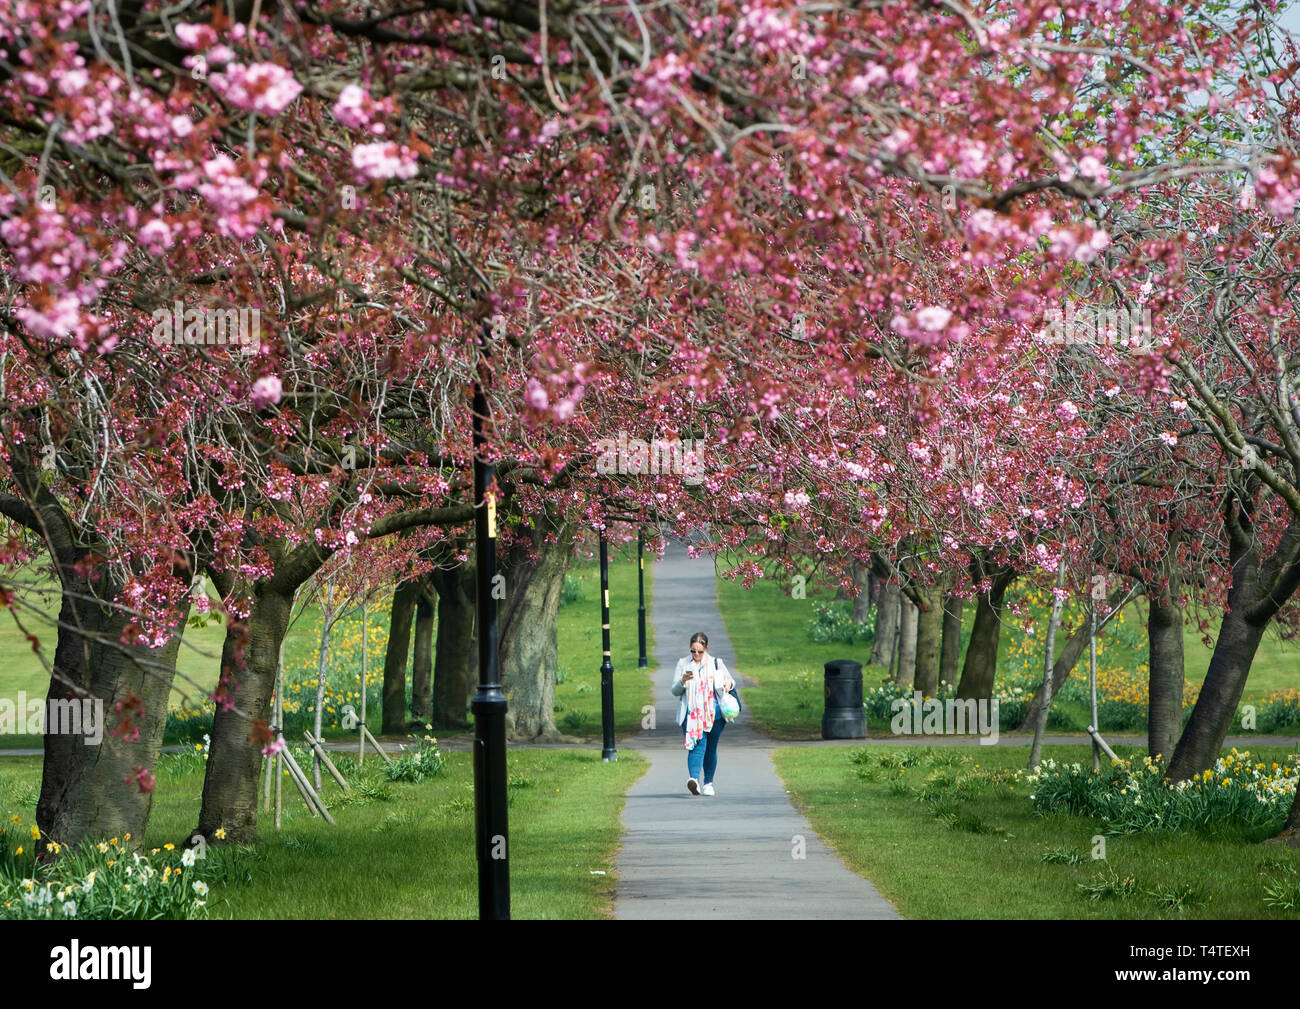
[612,537,900,920]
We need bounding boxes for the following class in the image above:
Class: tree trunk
[431,561,474,729]
[940,593,964,691]
[195,585,293,845]
[1027,561,1067,770]
[870,580,900,668]
[38,600,187,849]
[312,587,333,791]
[1166,506,1279,783]
[1147,585,1184,763]
[956,571,1015,701]
[1275,784,1300,847]
[1166,603,1266,782]
[895,594,918,690]
[850,560,872,624]
[913,583,944,696]
[381,579,419,734]
[410,583,435,724]
[1016,586,1130,731]
[499,516,575,741]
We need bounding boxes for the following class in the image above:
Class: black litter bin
[822,659,867,739]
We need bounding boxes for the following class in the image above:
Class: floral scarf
[683,657,716,751]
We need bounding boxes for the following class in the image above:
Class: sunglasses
[690,648,705,654]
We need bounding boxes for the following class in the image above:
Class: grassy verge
[2,541,654,750]
[1,745,646,919]
[713,568,850,739]
[551,542,655,741]
[772,743,1300,919]
[714,561,1300,741]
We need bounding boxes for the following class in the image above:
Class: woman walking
[671,632,736,796]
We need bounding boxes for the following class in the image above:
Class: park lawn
[551,542,655,742]
[2,542,654,750]
[714,563,1300,741]
[0,746,647,919]
[712,568,849,739]
[772,743,1300,920]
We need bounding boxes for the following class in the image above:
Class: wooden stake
[361,723,392,764]
[1086,724,1121,765]
[304,730,350,791]
[360,600,367,766]
[281,743,336,824]
[281,745,319,818]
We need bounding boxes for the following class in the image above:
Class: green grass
[550,543,655,741]
[713,563,1300,741]
[713,569,849,739]
[0,745,647,919]
[772,743,1300,919]
[2,542,654,749]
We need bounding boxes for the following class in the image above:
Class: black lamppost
[471,325,509,920]
[637,528,648,669]
[599,531,617,762]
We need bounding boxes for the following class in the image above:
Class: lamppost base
[602,749,618,762]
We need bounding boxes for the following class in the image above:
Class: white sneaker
[687,778,700,795]
[701,783,715,796]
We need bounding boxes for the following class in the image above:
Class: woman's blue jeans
[681,698,726,784]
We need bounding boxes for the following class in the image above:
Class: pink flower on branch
[209,62,303,116]
[250,376,283,408]
[351,142,420,181]
[124,766,156,794]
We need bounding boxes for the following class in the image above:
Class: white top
[670,653,736,725]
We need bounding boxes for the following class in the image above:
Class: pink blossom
[174,23,218,50]
[261,737,286,758]
[1058,400,1079,422]
[1076,155,1109,186]
[210,62,303,116]
[334,84,376,130]
[892,61,920,88]
[784,488,811,508]
[1158,431,1178,447]
[916,306,952,332]
[251,375,283,408]
[196,154,263,238]
[351,142,419,181]
[847,64,888,94]
[524,379,549,410]
[16,294,80,339]
[137,219,173,255]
